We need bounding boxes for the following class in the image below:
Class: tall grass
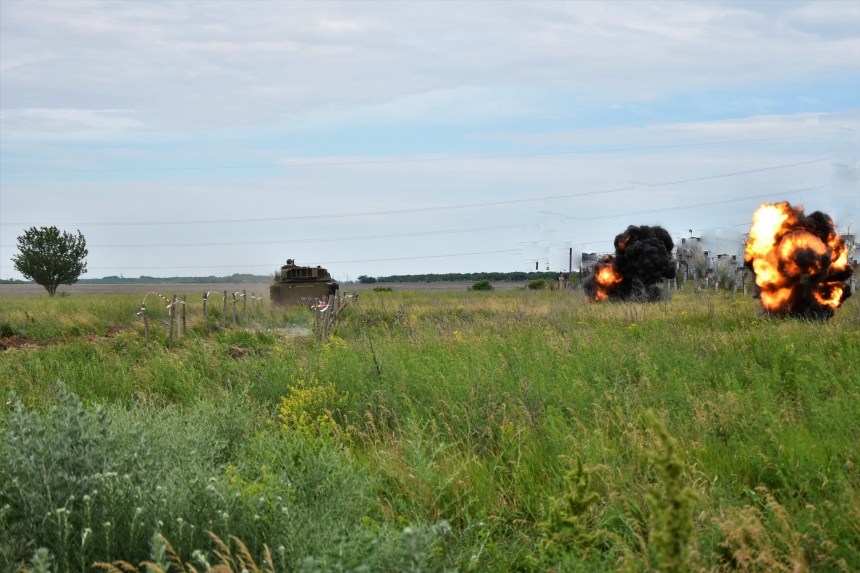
[1,287,859,570]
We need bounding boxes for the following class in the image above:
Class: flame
[744,202,853,317]
[588,256,623,302]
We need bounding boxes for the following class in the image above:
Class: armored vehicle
[270,259,339,306]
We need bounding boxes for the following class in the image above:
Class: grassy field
[1,287,859,572]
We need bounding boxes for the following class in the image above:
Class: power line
[0,182,828,250]
[563,184,826,222]
[1,223,529,249]
[0,135,821,174]
[1,158,828,228]
[0,249,520,270]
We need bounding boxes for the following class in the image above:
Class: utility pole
[569,247,573,289]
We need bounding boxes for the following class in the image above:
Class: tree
[357,275,377,284]
[12,226,88,296]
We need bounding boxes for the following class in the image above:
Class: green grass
[1,288,859,572]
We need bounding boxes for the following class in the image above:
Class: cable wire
[563,184,826,222]
[0,182,825,250]
[0,249,521,271]
[2,158,828,228]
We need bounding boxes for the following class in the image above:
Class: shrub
[470,280,493,291]
[373,287,393,292]
[0,384,442,571]
[527,279,547,290]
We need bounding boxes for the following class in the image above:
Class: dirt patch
[227,346,250,359]
[0,326,124,351]
[0,336,50,350]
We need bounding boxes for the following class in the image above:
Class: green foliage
[357,275,377,284]
[527,278,547,290]
[0,321,18,337]
[0,383,450,571]
[12,226,88,296]
[26,548,53,573]
[376,271,559,283]
[469,280,493,291]
[373,287,393,292]
[2,289,860,571]
[538,456,601,568]
[644,410,700,573]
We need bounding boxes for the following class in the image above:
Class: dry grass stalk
[712,488,828,573]
[93,532,273,573]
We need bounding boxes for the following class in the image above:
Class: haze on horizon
[1,0,858,281]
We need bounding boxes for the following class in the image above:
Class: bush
[470,280,493,291]
[0,384,440,570]
[527,279,547,290]
[373,287,393,292]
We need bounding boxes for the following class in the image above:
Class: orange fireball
[744,202,853,318]
[587,256,623,302]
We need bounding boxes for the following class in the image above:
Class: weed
[537,455,601,567]
[644,410,700,573]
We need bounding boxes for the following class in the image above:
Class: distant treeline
[76,273,272,285]
[0,278,32,284]
[370,271,573,283]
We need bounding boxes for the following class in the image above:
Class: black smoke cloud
[584,225,677,302]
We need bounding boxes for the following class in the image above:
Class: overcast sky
[1,0,858,280]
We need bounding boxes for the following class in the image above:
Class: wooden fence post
[232,292,237,326]
[221,290,227,327]
[141,303,150,349]
[203,292,208,321]
[243,290,247,324]
[168,295,176,348]
[314,304,321,342]
[323,294,334,341]
[181,295,187,336]
[251,292,255,313]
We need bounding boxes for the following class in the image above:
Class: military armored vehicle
[270,259,339,306]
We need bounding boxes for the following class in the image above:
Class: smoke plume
[584,225,676,302]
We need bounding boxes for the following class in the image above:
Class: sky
[1,0,859,280]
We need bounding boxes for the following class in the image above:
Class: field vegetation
[1,287,859,572]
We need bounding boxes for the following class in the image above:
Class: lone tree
[12,226,88,295]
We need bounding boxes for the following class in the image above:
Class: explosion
[744,202,853,319]
[584,225,676,302]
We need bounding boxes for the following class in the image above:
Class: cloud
[0,109,143,139]
[1,1,857,135]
